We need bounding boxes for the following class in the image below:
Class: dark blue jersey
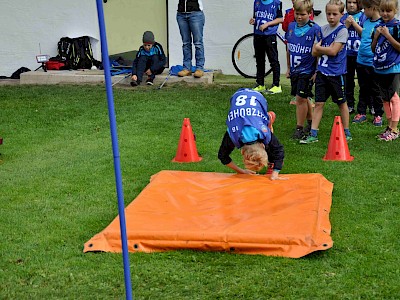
[226,88,271,148]
[373,19,400,71]
[253,0,282,36]
[341,11,366,56]
[317,25,347,76]
[285,21,321,74]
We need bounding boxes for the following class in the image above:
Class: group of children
[218,0,399,180]
[262,0,400,143]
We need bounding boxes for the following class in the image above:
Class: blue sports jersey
[226,88,271,148]
[340,11,366,56]
[253,0,282,36]
[285,21,321,74]
[317,25,347,76]
[357,17,383,66]
[373,19,400,71]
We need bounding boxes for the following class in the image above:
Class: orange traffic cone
[172,118,202,163]
[323,116,354,161]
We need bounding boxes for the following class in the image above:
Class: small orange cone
[172,118,202,163]
[323,116,354,161]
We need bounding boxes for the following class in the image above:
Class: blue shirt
[253,0,282,36]
[341,11,366,56]
[373,19,400,73]
[317,24,348,76]
[226,88,271,148]
[357,17,383,66]
[285,21,321,74]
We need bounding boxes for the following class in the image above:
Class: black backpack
[72,36,102,69]
[56,37,75,69]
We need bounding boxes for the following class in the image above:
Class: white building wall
[0,0,101,77]
[168,0,328,75]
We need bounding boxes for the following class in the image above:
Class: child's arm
[313,41,345,57]
[286,48,290,78]
[345,15,363,35]
[378,26,400,52]
[371,27,381,52]
[259,17,284,32]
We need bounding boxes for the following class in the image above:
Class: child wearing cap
[131,31,166,86]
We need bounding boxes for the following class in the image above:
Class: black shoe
[146,78,154,85]
[130,80,138,87]
[348,106,355,114]
[292,128,305,140]
[304,123,312,135]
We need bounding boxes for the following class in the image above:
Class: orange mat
[84,171,333,258]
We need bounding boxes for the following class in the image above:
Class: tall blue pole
[95,1,133,299]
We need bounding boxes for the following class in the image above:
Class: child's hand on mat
[240,168,257,175]
[270,171,288,180]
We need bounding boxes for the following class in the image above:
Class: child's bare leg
[390,92,399,130]
[296,96,308,126]
[339,102,350,129]
[306,99,313,121]
[311,102,325,130]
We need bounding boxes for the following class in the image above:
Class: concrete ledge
[20,69,214,86]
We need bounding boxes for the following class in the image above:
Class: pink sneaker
[379,130,399,141]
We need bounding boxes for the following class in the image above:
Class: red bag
[45,60,66,70]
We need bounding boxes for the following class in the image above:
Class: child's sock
[310,129,318,137]
[344,128,351,136]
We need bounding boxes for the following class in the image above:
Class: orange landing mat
[84,171,334,258]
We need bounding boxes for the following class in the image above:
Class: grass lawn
[0,76,399,299]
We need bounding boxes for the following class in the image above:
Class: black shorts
[373,73,400,102]
[315,72,346,104]
[290,73,314,98]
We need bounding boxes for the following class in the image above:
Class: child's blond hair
[379,0,398,11]
[241,143,268,172]
[326,0,346,13]
[294,0,314,14]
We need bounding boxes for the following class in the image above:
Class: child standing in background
[341,0,366,114]
[250,0,284,94]
[301,0,352,144]
[285,0,321,140]
[371,0,400,141]
[282,0,315,32]
[355,0,384,126]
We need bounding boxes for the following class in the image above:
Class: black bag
[11,67,31,79]
[72,36,102,69]
[56,37,75,69]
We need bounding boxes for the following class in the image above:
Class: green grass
[0,78,399,299]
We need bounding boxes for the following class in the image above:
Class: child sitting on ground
[130,31,166,87]
[217,88,285,180]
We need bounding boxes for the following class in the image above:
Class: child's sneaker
[146,77,154,85]
[178,69,192,77]
[379,130,399,141]
[372,116,382,127]
[253,85,266,92]
[352,114,367,123]
[376,126,391,139]
[292,128,305,140]
[289,97,297,105]
[346,134,352,141]
[300,135,319,144]
[130,80,139,87]
[266,85,282,94]
[348,106,355,114]
[193,69,204,78]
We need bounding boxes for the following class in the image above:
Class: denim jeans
[176,11,205,71]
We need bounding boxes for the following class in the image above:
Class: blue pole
[95,1,133,299]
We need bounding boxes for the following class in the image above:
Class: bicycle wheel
[231,33,272,79]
